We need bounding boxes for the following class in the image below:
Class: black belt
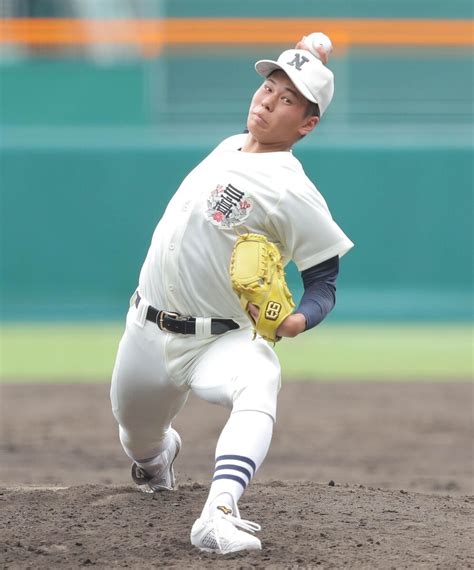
[135,293,239,336]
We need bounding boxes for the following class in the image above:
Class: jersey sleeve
[266,178,354,271]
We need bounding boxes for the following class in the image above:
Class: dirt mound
[1,380,473,567]
[1,482,473,569]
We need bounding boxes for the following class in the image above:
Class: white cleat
[131,428,181,493]
[190,505,262,554]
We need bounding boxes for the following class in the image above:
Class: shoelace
[221,513,261,533]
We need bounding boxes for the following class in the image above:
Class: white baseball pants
[110,301,281,462]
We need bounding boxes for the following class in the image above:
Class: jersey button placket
[163,195,194,308]
[167,244,176,297]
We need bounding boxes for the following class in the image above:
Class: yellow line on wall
[0,18,472,52]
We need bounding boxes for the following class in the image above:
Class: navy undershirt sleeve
[296,256,339,330]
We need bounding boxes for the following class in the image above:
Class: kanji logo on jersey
[206,183,253,229]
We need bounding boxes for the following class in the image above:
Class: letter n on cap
[287,54,310,71]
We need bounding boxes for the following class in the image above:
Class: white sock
[209,493,235,517]
[201,410,274,519]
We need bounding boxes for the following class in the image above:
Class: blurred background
[0,0,472,381]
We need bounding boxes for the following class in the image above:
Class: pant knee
[232,365,281,422]
[119,425,169,462]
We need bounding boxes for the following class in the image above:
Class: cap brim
[255,59,318,104]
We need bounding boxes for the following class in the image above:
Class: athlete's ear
[298,116,319,137]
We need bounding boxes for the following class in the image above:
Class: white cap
[255,49,334,116]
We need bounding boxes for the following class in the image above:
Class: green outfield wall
[163,0,472,18]
[1,141,471,321]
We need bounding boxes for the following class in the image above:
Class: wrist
[277,312,306,338]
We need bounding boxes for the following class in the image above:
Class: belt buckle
[157,310,180,332]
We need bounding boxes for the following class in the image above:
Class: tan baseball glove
[229,233,295,342]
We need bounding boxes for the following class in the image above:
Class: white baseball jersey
[138,133,353,321]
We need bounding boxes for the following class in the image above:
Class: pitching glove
[229,233,295,343]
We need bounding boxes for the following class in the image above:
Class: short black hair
[305,100,320,119]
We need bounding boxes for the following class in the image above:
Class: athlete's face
[246,70,319,150]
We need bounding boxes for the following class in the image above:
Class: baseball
[302,32,333,63]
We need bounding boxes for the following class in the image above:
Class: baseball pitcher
[110,33,354,554]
